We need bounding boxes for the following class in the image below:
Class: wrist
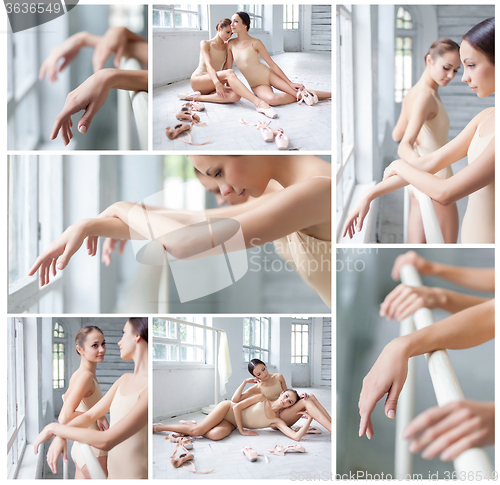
[99,68,119,90]
[434,287,447,308]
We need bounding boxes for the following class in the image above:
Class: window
[152,5,200,29]
[243,317,270,362]
[237,5,263,30]
[153,317,211,363]
[7,318,26,479]
[394,7,415,102]
[283,5,299,30]
[109,5,145,32]
[8,155,64,313]
[291,319,310,363]
[336,6,355,236]
[53,322,66,389]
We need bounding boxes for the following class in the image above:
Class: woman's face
[428,51,461,87]
[118,321,137,361]
[460,40,495,97]
[196,171,250,206]
[279,390,298,408]
[218,25,232,43]
[252,363,269,381]
[190,155,270,199]
[79,330,106,363]
[231,14,246,34]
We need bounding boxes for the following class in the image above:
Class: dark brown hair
[462,17,495,64]
[425,38,460,63]
[75,326,104,355]
[248,358,266,375]
[129,317,148,343]
[236,11,251,31]
[216,18,231,31]
[284,389,301,402]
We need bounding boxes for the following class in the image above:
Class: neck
[237,30,251,40]
[270,398,284,413]
[79,358,97,374]
[212,33,225,46]
[132,344,148,376]
[420,67,439,91]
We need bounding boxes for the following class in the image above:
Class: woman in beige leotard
[58,326,108,479]
[391,39,461,243]
[184,18,276,117]
[153,388,314,441]
[231,359,332,432]
[344,18,495,244]
[228,12,331,106]
[30,155,331,309]
[35,318,148,479]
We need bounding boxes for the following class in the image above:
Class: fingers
[118,239,127,254]
[114,43,125,68]
[63,440,68,463]
[93,46,112,72]
[384,382,402,420]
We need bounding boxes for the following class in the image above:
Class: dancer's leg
[190,75,241,103]
[203,420,235,441]
[78,457,108,479]
[216,70,271,109]
[253,76,297,106]
[408,195,426,244]
[278,395,332,432]
[153,401,232,436]
[433,201,459,244]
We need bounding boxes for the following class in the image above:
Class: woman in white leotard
[391,39,461,243]
[59,326,109,479]
[30,155,331,308]
[34,318,148,479]
[184,18,276,118]
[344,18,495,244]
[231,359,332,432]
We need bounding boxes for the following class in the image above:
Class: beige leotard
[192,44,227,77]
[62,376,108,470]
[415,96,453,179]
[107,383,148,479]
[259,380,283,401]
[273,176,332,308]
[460,109,495,244]
[231,43,270,88]
[224,400,274,429]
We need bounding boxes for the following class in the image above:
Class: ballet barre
[403,186,444,244]
[62,442,106,479]
[163,317,229,411]
[395,264,493,477]
[118,57,148,150]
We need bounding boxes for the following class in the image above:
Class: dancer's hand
[290,82,304,91]
[93,26,129,71]
[391,251,434,281]
[383,160,405,180]
[358,338,410,439]
[51,69,114,145]
[404,401,494,461]
[102,238,128,266]
[300,393,310,400]
[34,423,56,456]
[97,416,110,431]
[215,81,228,99]
[240,429,259,437]
[39,32,87,82]
[28,220,91,286]
[45,436,67,474]
[342,194,371,239]
[380,284,444,321]
[244,377,258,385]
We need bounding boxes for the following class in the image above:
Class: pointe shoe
[153,423,163,433]
[166,123,191,140]
[169,434,193,443]
[183,101,205,112]
[293,426,322,434]
[179,420,197,425]
[297,88,316,106]
[171,449,194,468]
[256,100,277,119]
[274,128,289,150]
[177,91,201,101]
[268,444,305,456]
[176,111,206,126]
[242,447,259,462]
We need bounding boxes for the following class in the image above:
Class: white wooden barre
[62,443,105,479]
[399,264,493,475]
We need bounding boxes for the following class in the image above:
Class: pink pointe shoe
[274,128,289,150]
[297,87,317,106]
[268,444,305,456]
[242,447,259,462]
[177,91,201,101]
[182,101,205,111]
[256,100,277,119]
[240,119,275,142]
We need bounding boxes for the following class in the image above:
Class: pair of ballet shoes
[259,124,289,150]
[170,441,214,474]
[297,87,318,106]
[268,444,305,456]
[166,123,191,140]
[242,447,270,463]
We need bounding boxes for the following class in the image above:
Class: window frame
[152,4,201,31]
[336,5,356,237]
[53,321,67,390]
[283,4,300,30]
[7,318,27,479]
[152,317,212,365]
[237,4,264,31]
[394,5,417,103]
[291,318,311,364]
[243,317,271,362]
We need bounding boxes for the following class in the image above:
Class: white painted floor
[153,387,332,480]
[153,52,332,151]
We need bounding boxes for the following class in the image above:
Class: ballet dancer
[179,18,277,118]
[29,155,331,308]
[56,326,108,479]
[228,12,331,106]
[343,18,495,244]
[34,318,148,479]
[231,359,332,432]
[153,389,314,442]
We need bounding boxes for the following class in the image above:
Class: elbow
[231,398,241,404]
[58,413,71,425]
[392,130,401,143]
[434,188,454,206]
[99,433,116,452]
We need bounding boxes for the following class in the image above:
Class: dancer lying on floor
[231,359,331,433]
[153,389,313,441]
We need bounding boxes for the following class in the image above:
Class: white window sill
[15,443,43,479]
[153,362,215,370]
[337,182,376,244]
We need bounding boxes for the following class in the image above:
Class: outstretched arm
[273,413,313,441]
[231,380,260,403]
[359,299,494,439]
